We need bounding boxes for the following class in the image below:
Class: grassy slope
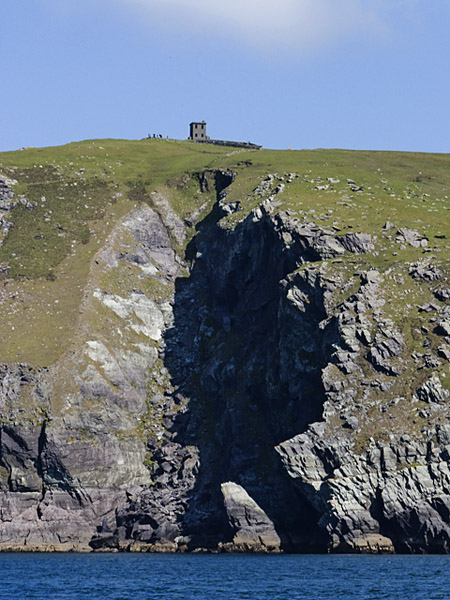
[0,139,232,365]
[0,139,449,371]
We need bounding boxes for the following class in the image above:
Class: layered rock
[0,168,449,553]
[220,482,281,552]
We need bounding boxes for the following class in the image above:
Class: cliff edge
[0,140,449,552]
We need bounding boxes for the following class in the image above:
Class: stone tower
[189,121,208,141]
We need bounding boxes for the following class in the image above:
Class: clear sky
[2,0,450,153]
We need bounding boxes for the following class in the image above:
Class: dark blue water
[0,553,449,600]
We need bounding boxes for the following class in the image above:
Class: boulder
[221,482,281,552]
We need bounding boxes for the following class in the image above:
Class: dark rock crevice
[160,200,337,551]
[193,169,235,198]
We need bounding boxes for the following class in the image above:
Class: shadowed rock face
[157,200,333,552]
[0,169,450,553]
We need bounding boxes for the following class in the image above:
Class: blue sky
[2,0,450,152]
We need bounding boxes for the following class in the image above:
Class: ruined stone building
[189,121,208,141]
[188,120,261,149]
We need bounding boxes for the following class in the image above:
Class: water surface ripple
[0,553,449,600]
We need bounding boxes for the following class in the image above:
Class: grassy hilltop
[0,138,449,370]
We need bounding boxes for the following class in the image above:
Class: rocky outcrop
[0,176,16,244]
[0,167,449,553]
[0,175,36,247]
[277,425,450,553]
[220,482,281,552]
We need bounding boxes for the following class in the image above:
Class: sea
[0,553,449,600]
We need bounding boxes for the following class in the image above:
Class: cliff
[0,140,449,552]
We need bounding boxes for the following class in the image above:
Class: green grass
[0,139,234,278]
[0,139,449,372]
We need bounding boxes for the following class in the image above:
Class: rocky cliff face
[0,155,449,553]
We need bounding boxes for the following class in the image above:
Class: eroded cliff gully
[1,170,450,553]
[160,191,335,552]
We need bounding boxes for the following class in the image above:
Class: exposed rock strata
[0,169,449,553]
[220,482,281,552]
